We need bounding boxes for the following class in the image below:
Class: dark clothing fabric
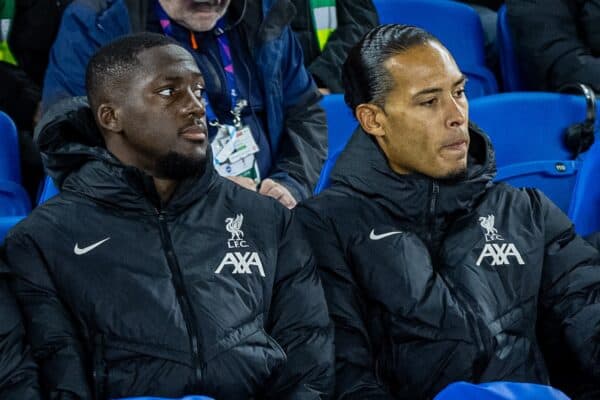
[0,261,41,400]
[290,0,379,92]
[459,0,503,11]
[506,0,600,92]
[3,98,334,399]
[9,0,72,86]
[42,0,327,201]
[296,126,600,399]
[0,61,39,132]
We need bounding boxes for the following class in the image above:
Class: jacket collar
[35,97,218,214]
[329,123,496,223]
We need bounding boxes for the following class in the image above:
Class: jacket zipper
[427,181,439,246]
[428,182,490,376]
[156,210,203,389]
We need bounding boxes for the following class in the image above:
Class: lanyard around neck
[154,0,239,124]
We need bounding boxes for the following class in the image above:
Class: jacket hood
[329,123,497,223]
[35,97,217,213]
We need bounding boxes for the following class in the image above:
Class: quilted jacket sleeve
[295,204,395,399]
[264,211,334,399]
[4,232,92,399]
[536,190,600,398]
[0,260,42,400]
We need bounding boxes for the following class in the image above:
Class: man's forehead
[384,42,462,94]
[137,44,200,73]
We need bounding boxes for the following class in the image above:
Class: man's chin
[439,166,468,182]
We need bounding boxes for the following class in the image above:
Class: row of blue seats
[317,92,600,237]
[373,0,524,97]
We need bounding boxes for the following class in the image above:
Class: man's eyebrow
[412,75,468,98]
[155,71,204,82]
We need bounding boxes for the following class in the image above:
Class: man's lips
[180,124,207,141]
[442,138,468,153]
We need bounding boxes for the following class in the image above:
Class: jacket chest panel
[439,206,546,324]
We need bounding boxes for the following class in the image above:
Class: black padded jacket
[4,98,334,400]
[296,126,600,399]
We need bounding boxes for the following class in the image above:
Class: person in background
[507,0,600,92]
[296,24,600,399]
[42,0,328,208]
[290,0,379,94]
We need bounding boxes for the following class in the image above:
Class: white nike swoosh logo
[369,230,403,240]
[74,237,111,255]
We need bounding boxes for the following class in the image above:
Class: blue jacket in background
[42,0,327,200]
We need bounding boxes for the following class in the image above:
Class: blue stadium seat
[435,381,569,400]
[37,175,60,205]
[315,94,357,194]
[373,0,498,98]
[0,215,26,245]
[0,111,21,183]
[0,179,31,216]
[569,139,600,236]
[497,5,527,91]
[470,92,598,213]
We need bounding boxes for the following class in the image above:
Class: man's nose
[183,86,206,117]
[446,96,467,129]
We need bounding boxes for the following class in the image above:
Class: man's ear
[356,103,386,138]
[96,103,122,134]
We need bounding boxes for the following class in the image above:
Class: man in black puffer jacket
[4,33,333,399]
[296,25,600,400]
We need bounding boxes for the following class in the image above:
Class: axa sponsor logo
[215,214,265,277]
[476,215,525,267]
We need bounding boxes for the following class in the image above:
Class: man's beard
[154,151,206,180]
[439,165,468,182]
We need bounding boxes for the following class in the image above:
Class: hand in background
[259,179,297,209]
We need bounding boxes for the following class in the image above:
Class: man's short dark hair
[85,32,183,111]
[342,24,440,114]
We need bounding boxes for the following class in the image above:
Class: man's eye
[454,88,466,98]
[158,88,174,97]
[420,98,438,107]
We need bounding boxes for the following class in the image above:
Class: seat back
[497,5,527,91]
[373,0,498,98]
[469,92,597,213]
[569,139,600,236]
[37,175,60,205]
[315,94,357,193]
[0,111,21,183]
[0,179,31,216]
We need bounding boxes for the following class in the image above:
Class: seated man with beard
[4,32,333,399]
[296,24,600,399]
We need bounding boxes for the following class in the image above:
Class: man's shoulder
[300,187,371,218]
[216,177,290,221]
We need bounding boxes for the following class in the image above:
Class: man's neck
[153,177,178,204]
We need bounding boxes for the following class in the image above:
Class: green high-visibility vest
[0,0,17,65]
[310,0,336,51]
